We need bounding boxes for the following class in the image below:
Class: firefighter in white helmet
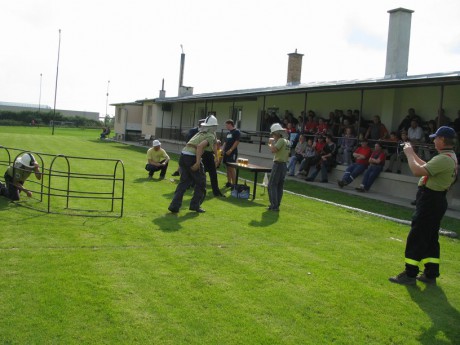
[168,115,218,213]
[267,123,290,211]
[0,153,42,201]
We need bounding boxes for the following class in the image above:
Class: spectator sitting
[316,118,328,136]
[385,131,409,174]
[343,109,353,124]
[383,131,398,167]
[336,126,356,166]
[145,140,170,179]
[337,139,372,188]
[350,109,359,126]
[100,127,110,139]
[335,109,345,124]
[305,134,337,183]
[355,142,386,192]
[303,114,317,136]
[433,108,451,127]
[398,108,421,132]
[287,134,307,176]
[408,119,424,145]
[365,115,388,142]
[287,123,299,152]
[407,119,426,158]
[296,114,305,133]
[327,111,340,136]
[297,137,323,176]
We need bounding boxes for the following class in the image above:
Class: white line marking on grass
[230,177,459,238]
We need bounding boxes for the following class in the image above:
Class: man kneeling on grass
[145,140,170,180]
[0,153,42,201]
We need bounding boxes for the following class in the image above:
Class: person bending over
[0,153,42,201]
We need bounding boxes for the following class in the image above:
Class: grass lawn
[0,126,459,344]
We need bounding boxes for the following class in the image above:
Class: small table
[227,162,272,200]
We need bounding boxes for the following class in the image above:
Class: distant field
[0,126,458,344]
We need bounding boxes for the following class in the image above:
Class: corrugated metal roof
[142,71,460,104]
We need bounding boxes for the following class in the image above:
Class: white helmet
[201,115,218,127]
[270,123,284,134]
[18,153,36,168]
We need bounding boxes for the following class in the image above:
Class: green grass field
[0,126,459,344]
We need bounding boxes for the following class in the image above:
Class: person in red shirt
[338,139,372,187]
[316,118,328,136]
[303,115,317,134]
[355,142,386,192]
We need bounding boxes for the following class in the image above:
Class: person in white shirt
[408,119,425,158]
[408,120,424,143]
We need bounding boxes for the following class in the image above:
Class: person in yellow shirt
[145,140,170,179]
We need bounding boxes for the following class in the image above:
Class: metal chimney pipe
[385,8,414,79]
[178,45,185,94]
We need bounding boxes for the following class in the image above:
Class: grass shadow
[248,210,280,227]
[132,177,168,184]
[0,197,12,210]
[406,284,460,344]
[215,194,265,208]
[153,211,200,232]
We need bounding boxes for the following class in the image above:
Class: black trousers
[145,160,168,177]
[202,151,220,195]
[405,186,447,278]
[2,174,21,201]
[169,154,206,211]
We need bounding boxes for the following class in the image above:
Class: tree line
[0,110,106,128]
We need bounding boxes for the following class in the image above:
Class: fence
[0,146,125,217]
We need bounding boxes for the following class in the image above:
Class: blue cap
[429,126,456,139]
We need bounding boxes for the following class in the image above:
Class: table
[227,162,272,200]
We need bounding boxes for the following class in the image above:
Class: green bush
[0,110,103,128]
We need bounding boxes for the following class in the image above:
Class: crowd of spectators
[268,107,460,189]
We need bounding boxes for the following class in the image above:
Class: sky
[1,0,459,119]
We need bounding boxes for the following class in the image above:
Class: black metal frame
[0,146,125,218]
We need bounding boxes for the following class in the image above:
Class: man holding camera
[389,126,458,285]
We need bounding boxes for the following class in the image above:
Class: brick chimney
[385,8,414,79]
[287,49,303,85]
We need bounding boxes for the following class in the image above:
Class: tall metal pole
[52,29,61,135]
[38,73,42,112]
[105,80,110,120]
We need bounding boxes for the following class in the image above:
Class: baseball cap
[152,140,161,147]
[429,126,456,139]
